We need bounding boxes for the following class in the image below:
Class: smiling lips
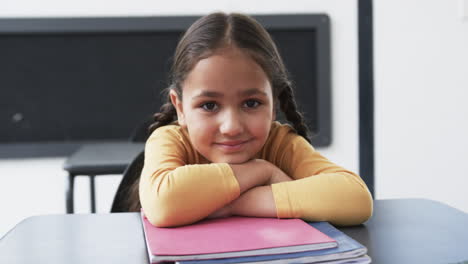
[215,139,251,152]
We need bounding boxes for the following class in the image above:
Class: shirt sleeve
[269,130,373,226]
[139,126,240,227]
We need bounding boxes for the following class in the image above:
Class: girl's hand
[267,163,293,184]
[206,162,292,220]
[229,159,274,193]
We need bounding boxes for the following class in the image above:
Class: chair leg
[66,173,75,214]
[90,175,96,213]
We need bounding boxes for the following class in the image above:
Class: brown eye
[201,102,218,111]
[244,99,260,108]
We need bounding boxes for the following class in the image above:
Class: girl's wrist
[230,159,273,193]
[207,203,233,219]
[227,185,277,218]
[267,164,293,185]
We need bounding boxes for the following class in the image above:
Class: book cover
[177,222,369,264]
[141,214,337,263]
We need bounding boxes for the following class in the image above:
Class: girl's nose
[219,110,244,137]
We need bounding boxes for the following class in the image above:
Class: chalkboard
[0,14,331,156]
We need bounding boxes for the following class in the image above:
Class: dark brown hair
[149,12,310,141]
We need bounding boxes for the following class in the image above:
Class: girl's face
[170,46,274,164]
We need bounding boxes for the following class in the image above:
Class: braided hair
[278,82,311,142]
[148,12,311,142]
[148,91,178,133]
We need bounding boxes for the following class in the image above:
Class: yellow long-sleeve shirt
[139,122,373,227]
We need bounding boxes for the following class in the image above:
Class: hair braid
[278,83,311,143]
[148,94,178,134]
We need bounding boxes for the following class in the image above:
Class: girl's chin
[208,155,252,164]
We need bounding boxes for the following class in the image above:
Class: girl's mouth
[215,139,250,152]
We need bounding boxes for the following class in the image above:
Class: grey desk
[1,199,468,264]
[63,142,144,213]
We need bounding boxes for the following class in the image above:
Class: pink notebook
[141,213,337,263]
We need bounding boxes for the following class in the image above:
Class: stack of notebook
[140,213,371,264]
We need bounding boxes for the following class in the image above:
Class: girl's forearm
[229,159,293,194]
[229,185,277,218]
[205,160,293,220]
[229,159,273,193]
[206,173,292,220]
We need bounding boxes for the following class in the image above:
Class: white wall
[0,0,360,238]
[374,0,468,211]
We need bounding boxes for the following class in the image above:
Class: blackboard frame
[0,14,331,157]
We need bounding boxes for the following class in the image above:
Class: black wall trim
[358,0,375,196]
[0,16,199,33]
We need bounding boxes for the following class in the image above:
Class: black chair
[111,150,145,212]
[129,115,154,142]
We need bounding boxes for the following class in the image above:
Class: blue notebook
[176,222,369,264]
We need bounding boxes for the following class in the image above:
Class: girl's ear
[169,90,186,127]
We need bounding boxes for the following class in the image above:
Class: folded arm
[139,126,278,227]
[140,125,373,227]
[208,133,373,226]
[270,134,373,226]
[207,164,292,219]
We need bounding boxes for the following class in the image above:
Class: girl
[137,12,373,227]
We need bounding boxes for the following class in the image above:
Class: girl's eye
[201,102,218,111]
[244,99,260,108]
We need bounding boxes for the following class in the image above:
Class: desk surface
[1,199,468,264]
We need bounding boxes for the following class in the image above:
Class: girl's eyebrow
[192,88,268,101]
[192,91,223,100]
[241,88,268,97]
